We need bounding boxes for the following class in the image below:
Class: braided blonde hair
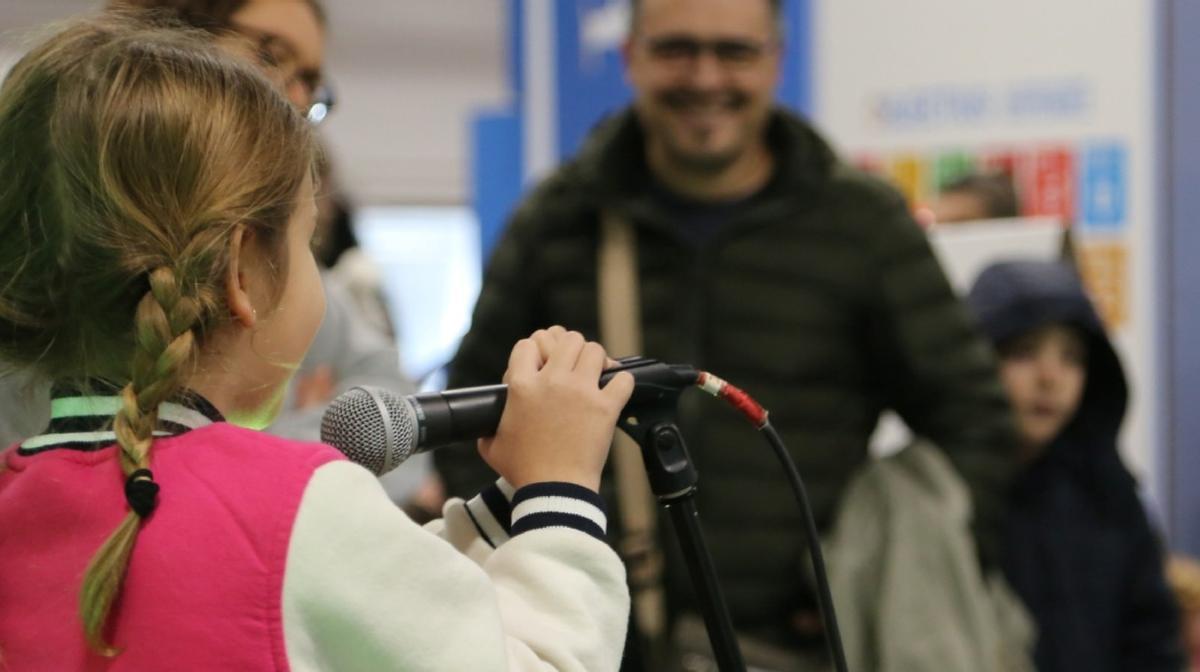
[0,14,316,654]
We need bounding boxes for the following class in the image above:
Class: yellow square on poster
[888,154,928,206]
[1077,241,1128,328]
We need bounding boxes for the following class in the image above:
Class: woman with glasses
[114,0,334,123]
[103,1,423,484]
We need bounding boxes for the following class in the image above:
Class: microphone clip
[606,356,700,500]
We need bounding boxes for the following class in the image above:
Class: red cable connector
[696,371,769,428]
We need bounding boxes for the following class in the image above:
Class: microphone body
[411,383,507,450]
[320,358,697,475]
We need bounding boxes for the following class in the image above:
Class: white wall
[0,0,509,205]
[319,1,508,205]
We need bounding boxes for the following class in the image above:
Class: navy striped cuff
[464,478,516,548]
[510,482,607,541]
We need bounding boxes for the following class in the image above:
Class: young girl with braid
[0,16,634,671]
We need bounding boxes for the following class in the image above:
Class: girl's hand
[477,327,635,492]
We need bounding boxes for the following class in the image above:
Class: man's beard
[652,88,752,175]
[659,136,741,174]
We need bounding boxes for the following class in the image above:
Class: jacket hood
[966,260,1136,510]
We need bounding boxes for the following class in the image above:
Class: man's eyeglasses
[643,35,771,68]
[228,23,335,125]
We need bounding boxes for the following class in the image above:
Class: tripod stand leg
[665,497,746,672]
[628,420,746,672]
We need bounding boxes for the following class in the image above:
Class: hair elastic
[124,468,159,518]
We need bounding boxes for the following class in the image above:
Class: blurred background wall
[2,0,1196,554]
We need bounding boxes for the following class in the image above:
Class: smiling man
[626,0,780,200]
[438,0,1017,667]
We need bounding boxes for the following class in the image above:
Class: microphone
[320,357,698,475]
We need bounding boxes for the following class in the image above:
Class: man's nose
[685,49,726,90]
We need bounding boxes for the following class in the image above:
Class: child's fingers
[576,341,609,378]
[601,370,636,408]
[544,330,587,375]
[529,326,568,366]
[507,338,542,379]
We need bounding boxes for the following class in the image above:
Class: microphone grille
[320,386,419,475]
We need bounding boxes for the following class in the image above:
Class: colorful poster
[812,0,1160,497]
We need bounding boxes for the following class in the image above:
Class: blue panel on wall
[555,0,634,159]
[471,110,524,264]
[778,0,812,115]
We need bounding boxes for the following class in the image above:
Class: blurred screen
[354,206,482,390]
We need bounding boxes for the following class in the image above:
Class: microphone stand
[615,381,746,672]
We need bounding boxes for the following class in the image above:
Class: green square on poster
[935,152,976,190]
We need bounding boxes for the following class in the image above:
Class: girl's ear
[225,224,257,329]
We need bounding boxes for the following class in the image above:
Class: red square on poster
[1029,147,1075,220]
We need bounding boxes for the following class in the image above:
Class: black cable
[694,370,850,670]
[760,420,849,672]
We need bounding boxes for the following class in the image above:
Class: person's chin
[227,383,288,430]
[1027,421,1065,448]
[671,113,736,141]
[660,129,734,165]
[674,144,740,172]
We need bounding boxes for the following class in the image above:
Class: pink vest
[0,422,343,670]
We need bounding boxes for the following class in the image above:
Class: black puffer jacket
[968,260,1183,671]
[439,108,1016,644]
